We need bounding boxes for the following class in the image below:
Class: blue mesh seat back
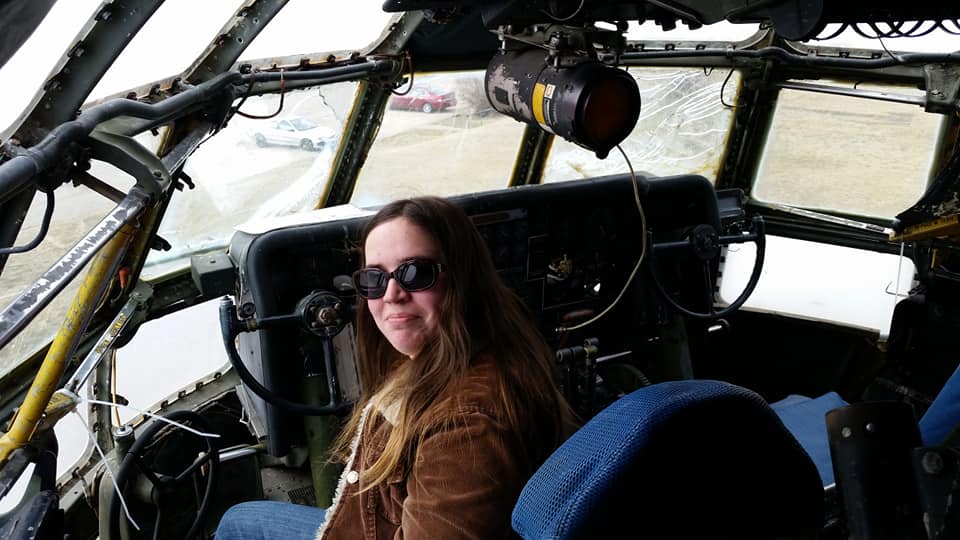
[772,392,849,486]
[512,380,824,540]
[919,361,960,446]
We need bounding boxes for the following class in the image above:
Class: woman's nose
[382,277,408,302]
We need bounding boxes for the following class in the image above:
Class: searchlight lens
[485,49,641,159]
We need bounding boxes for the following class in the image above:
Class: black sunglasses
[352,259,445,299]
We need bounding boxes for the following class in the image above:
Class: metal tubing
[0,71,242,206]
[0,189,148,350]
[775,80,926,107]
[0,223,134,465]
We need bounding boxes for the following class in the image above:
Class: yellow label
[532,82,547,127]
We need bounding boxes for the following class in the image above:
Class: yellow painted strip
[891,214,960,242]
[0,224,134,464]
[532,82,547,128]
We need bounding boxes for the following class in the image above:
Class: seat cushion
[771,392,848,486]
[513,380,824,539]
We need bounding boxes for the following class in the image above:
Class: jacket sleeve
[396,409,524,540]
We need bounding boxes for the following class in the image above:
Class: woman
[216,196,575,539]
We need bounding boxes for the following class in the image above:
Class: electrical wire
[814,19,959,40]
[893,241,907,308]
[236,68,286,120]
[811,23,848,41]
[72,410,141,531]
[719,67,736,109]
[0,189,54,255]
[110,348,121,427]
[941,20,960,36]
[558,144,647,333]
[391,52,415,96]
[876,34,905,64]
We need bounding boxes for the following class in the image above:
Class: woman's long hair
[332,196,574,488]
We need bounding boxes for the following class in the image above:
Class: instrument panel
[228,173,722,454]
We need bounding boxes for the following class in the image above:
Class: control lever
[253,290,353,338]
[219,293,352,416]
[556,338,599,416]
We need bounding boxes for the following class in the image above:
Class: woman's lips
[386,313,417,323]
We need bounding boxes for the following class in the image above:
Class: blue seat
[772,361,960,487]
[771,392,849,486]
[919,361,960,446]
[512,380,824,539]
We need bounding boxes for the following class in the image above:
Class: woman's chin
[388,337,423,359]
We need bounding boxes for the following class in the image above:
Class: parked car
[389,85,456,112]
[252,116,336,151]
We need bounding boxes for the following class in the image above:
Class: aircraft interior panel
[229,173,737,454]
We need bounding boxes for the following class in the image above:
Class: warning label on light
[532,82,555,133]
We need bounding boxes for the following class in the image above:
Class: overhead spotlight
[485,48,641,159]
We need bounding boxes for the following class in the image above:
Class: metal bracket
[914,445,960,540]
[496,24,626,64]
[63,282,154,395]
[923,64,960,115]
[87,130,171,202]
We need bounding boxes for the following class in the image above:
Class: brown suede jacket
[317,356,543,540]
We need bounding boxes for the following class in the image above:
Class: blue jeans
[215,500,327,540]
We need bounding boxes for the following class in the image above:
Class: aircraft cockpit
[1,1,960,538]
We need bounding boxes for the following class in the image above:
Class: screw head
[922,451,944,475]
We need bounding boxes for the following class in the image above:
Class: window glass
[240,0,393,61]
[0,0,102,134]
[352,72,526,209]
[544,67,739,183]
[88,0,240,101]
[753,85,942,218]
[0,131,162,379]
[143,83,357,277]
[720,235,916,337]
[89,1,393,102]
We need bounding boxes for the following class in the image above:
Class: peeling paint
[0,195,146,349]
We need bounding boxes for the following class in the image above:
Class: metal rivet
[841,427,852,438]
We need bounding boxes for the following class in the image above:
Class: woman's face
[363,217,447,358]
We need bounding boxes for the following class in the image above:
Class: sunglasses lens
[397,260,435,291]
[353,269,387,298]
[353,260,439,298]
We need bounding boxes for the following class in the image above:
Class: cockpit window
[238,0,393,62]
[752,83,942,218]
[543,67,739,183]
[351,71,527,209]
[0,131,163,378]
[87,0,240,102]
[0,0,101,134]
[141,83,357,278]
[88,1,393,103]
